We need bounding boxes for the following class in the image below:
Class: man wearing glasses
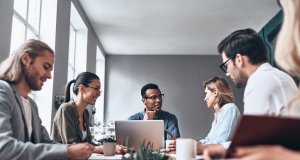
[218,28,297,116]
[202,28,299,159]
[128,83,180,140]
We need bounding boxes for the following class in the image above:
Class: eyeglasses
[220,53,238,73]
[144,94,164,100]
[219,58,232,73]
[87,86,102,93]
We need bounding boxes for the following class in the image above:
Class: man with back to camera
[128,83,180,140]
[0,39,94,159]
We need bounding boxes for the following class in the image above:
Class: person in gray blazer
[0,39,94,160]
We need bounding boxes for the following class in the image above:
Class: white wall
[104,55,244,139]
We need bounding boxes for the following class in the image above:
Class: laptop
[226,115,300,157]
[115,120,164,151]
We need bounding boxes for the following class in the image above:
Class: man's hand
[230,145,300,160]
[203,144,226,160]
[166,139,176,152]
[67,143,95,160]
[143,110,156,120]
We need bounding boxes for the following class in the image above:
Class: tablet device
[226,115,300,157]
[115,120,164,151]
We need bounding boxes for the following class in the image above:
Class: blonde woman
[168,77,240,154]
[200,77,240,145]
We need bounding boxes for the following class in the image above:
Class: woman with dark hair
[51,72,104,152]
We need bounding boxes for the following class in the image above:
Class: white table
[89,153,204,160]
[89,153,122,160]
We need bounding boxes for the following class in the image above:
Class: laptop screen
[115,120,164,151]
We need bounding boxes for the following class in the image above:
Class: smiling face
[221,52,247,88]
[82,79,101,105]
[142,89,163,112]
[22,51,54,91]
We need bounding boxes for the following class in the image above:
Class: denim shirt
[128,109,180,140]
[200,103,241,144]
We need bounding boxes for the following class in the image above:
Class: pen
[164,129,176,140]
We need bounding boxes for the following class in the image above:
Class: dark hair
[141,83,159,97]
[64,72,100,102]
[217,28,267,65]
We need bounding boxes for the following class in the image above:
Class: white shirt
[82,131,87,141]
[21,96,32,140]
[244,63,298,116]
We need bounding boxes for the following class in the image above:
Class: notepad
[226,115,300,157]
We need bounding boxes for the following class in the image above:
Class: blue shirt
[128,109,180,140]
[200,103,241,144]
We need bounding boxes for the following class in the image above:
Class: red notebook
[226,115,300,157]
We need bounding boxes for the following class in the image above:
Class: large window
[68,2,88,82]
[10,0,41,53]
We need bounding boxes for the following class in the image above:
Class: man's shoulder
[160,110,177,119]
[0,80,16,100]
[128,111,144,120]
[0,80,12,90]
[249,63,295,87]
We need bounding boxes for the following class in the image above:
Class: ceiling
[79,0,280,55]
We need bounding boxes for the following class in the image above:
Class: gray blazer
[0,80,68,160]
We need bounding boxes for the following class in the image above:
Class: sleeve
[166,114,180,140]
[0,82,68,160]
[201,105,240,144]
[52,104,82,144]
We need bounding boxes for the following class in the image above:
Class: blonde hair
[0,39,54,83]
[275,0,300,76]
[203,77,234,108]
[275,0,300,116]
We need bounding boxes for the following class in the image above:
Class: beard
[234,70,248,88]
[23,65,42,91]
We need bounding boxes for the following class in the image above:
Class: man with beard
[218,28,297,116]
[128,83,180,140]
[0,39,94,159]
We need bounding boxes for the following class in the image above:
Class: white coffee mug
[176,138,197,160]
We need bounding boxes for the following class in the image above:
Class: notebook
[115,120,164,151]
[226,115,300,157]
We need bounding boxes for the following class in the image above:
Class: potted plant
[102,136,117,156]
[121,139,168,160]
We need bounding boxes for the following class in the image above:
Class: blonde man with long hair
[0,39,94,159]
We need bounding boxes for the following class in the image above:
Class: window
[68,2,88,82]
[10,0,41,53]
